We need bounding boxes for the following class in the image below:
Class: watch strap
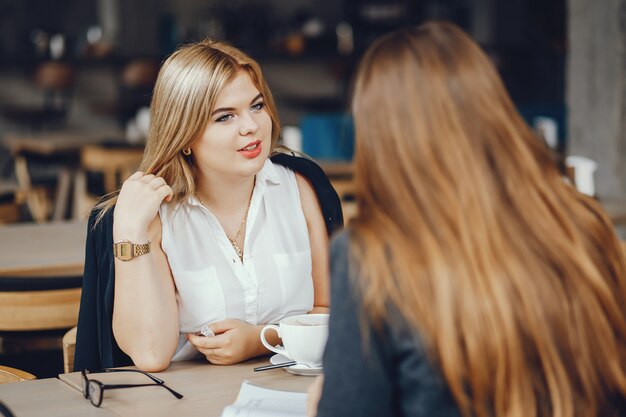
[113,240,151,261]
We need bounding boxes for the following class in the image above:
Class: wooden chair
[13,155,52,223]
[81,145,144,194]
[0,365,36,384]
[0,287,81,373]
[0,200,21,223]
[0,182,26,224]
[73,144,144,219]
[0,288,81,332]
[62,326,77,373]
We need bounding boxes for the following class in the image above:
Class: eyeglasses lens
[88,381,102,407]
[81,374,89,399]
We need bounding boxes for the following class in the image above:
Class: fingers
[187,334,229,364]
[126,172,162,186]
[187,333,227,350]
[187,321,254,365]
[198,346,220,359]
[151,176,173,203]
[157,184,174,202]
[123,172,172,201]
[127,171,145,180]
[115,171,172,232]
[208,319,240,335]
[140,174,156,183]
[140,175,172,202]
[149,176,167,189]
[124,171,156,184]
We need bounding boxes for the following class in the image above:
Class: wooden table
[0,221,87,332]
[0,358,316,417]
[0,220,86,277]
[1,130,125,222]
[1,131,124,156]
[0,378,114,417]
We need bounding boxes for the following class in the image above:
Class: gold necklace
[228,192,252,262]
[198,184,254,262]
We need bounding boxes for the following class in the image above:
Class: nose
[239,113,259,136]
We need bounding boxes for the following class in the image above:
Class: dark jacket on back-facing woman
[316,232,462,417]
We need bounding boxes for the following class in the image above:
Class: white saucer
[270,354,323,376]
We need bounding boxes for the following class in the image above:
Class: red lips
[238,140,262,159]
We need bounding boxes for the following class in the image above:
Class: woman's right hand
[113,171,173,239]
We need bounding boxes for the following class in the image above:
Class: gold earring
[182,148,192,156]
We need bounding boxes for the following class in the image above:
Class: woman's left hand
[186,319,262,365]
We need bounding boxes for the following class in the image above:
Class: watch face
[115,242,133,261]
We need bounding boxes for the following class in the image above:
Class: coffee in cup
[260,314,329,368]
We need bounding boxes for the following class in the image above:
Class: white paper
[221,381,307,417]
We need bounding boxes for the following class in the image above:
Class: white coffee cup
[260,314,329,368]
[281,126,302,152]
[565,155,597,197]
[534,116,558,150]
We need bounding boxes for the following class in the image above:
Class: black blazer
[73,153,343,371]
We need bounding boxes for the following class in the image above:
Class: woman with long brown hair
[308,21,626,417]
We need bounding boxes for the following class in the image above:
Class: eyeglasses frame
[80,368,183,407]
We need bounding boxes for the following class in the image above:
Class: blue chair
[300,113,354,161]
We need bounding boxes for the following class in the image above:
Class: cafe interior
[0,0,624,415]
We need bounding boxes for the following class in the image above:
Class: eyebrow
[211,93,264,117]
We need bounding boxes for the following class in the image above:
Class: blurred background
[0,0,568,192]
[0,0,624,379]
[0,0,567,122]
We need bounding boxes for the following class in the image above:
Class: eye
[215,113,234,123]
[250,101,265,112]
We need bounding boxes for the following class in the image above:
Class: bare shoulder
[295,172,322,220]
[295,171,316,196]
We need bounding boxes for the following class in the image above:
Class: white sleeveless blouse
[159,159,313,361]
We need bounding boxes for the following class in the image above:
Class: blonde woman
[75,39,337,372]
[309,22,626,417]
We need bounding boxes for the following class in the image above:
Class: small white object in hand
[200,324,215,337]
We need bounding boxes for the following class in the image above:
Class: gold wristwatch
[113,240,151,261]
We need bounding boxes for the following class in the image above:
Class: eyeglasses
[0,401,15,417]
[80,369,183,407]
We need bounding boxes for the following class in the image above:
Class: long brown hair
[95,38,281,219]
[350,21,626,417]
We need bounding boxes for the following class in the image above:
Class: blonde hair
[95,39,280,218]
[350,21,626,417]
